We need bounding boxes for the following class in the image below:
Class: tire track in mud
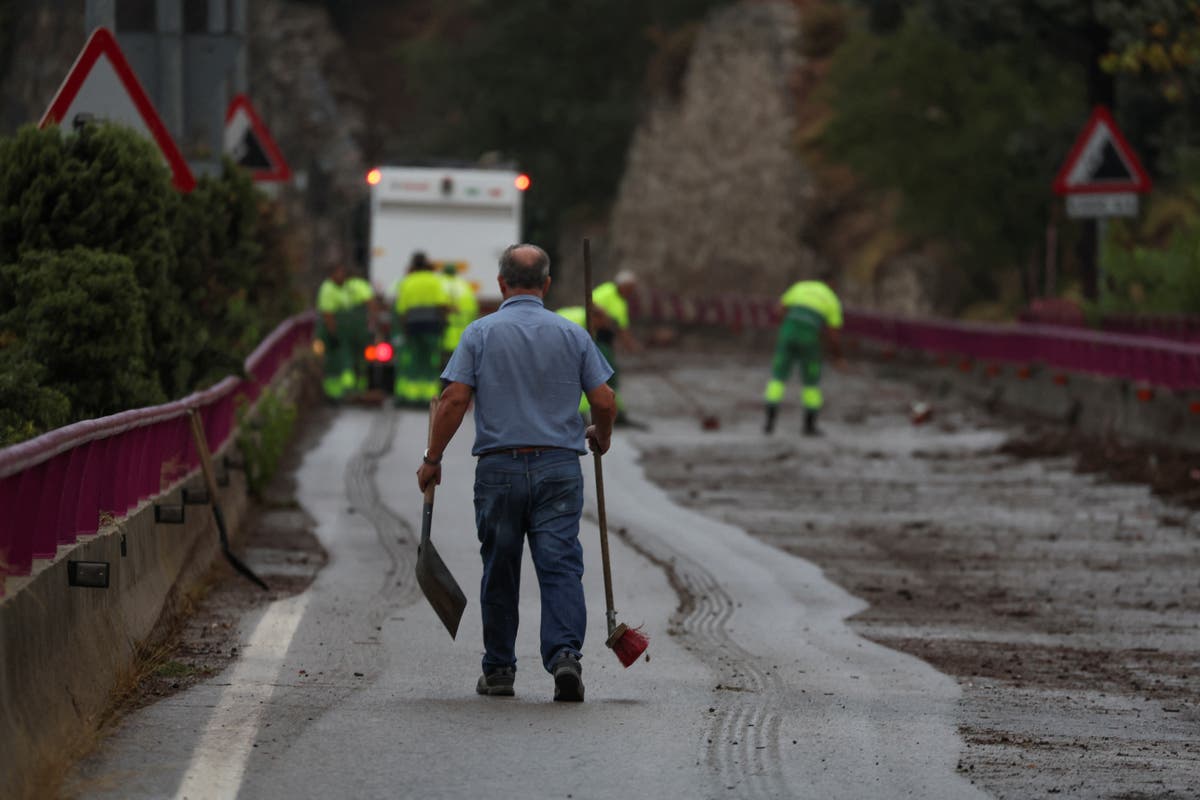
[610,522,789,799]
[344,408,424,607]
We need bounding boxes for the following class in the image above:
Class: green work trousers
[319,312,357,401]
[764,312,824,410]
[395,330,444,405]
[343,305,372,392]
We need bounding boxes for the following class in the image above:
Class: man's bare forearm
[427,382,472,461]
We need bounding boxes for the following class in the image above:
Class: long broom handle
[583,238,618,636]
[593,450,617,635]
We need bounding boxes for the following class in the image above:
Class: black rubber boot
[763,404,778,435]
[803,409,820,437]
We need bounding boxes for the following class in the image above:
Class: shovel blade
[416,539,467,639]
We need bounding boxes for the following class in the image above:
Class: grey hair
[499,243,551,289]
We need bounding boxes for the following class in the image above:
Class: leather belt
[478,446,571,458]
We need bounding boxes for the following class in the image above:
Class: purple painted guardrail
[842,311,1200,391]
[626,289,1200,391]
[0,312,314,590]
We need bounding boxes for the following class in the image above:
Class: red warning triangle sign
[40,27,196,192]
[223,94,291,182]
[1053,106,1152,196]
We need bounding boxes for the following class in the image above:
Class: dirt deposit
[625,350,1200,800]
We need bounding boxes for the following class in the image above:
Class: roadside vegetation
[0,123,304,446]
[814,0,1200,316]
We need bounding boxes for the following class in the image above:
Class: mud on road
[624,350,1200,800]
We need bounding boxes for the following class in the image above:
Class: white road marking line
[173,593,310,800]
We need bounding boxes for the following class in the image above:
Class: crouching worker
[417,244,616,702]
[763,277,844,436]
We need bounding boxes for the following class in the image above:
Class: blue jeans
[474,449,586,674]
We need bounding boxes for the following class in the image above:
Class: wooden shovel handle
[424,397,439,505]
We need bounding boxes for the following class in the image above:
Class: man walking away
[316,263,355,403]
[763,278,844,436]
[417,244,617,702]
[592,270,642,427]
[394,251,451,406]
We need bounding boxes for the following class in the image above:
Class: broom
[584,238,650,668]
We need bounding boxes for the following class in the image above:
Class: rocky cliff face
[247,0,367,288]
[607,1,818,298]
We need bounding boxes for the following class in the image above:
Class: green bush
[235,389,297,498]
[0,342,70,447]
[1,247,163,417]
[1100,225,1200,314]
[0,122,302,445]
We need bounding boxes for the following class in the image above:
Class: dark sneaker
[552,654,584,702]
[476,667,515,697]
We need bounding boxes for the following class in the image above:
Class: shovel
[416,397,467,638]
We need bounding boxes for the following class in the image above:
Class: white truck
[366,165,527,305]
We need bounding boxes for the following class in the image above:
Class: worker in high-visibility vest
[591,271,642,426]
[763,278,844,436]
[394,251,451,406]
[441,263,479,357]
[344,272,380,392]
[315,263,356,402]
[556,305,611,416]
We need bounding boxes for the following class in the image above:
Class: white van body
[367,166,523,304]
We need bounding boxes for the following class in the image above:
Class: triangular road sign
[223,94,291,182]
[1053,106,1151,196]
[40,27,196,192]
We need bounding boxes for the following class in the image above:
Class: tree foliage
[823,12,1084,301]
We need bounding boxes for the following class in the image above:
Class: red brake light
[514,173,531,191]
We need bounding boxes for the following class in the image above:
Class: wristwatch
[422,449,441,466]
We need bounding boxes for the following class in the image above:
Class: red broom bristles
[609,624,649,668]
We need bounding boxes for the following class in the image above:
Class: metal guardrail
[842,312,1200,391]
[0,312,314,589]
[626,288,1200,391]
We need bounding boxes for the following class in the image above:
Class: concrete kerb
[854,337,1200,452]
[0,352,314,800]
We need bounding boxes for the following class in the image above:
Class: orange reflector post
[375,341,394,362]
[515,173,531,191]
[366,168,382,186]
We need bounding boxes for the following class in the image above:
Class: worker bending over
[763,278,844,436]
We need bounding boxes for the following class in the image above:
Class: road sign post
[1052,106,1152,299]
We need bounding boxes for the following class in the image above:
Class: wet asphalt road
[74,404,985,799]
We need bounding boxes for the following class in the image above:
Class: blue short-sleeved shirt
[442,295,613,455]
